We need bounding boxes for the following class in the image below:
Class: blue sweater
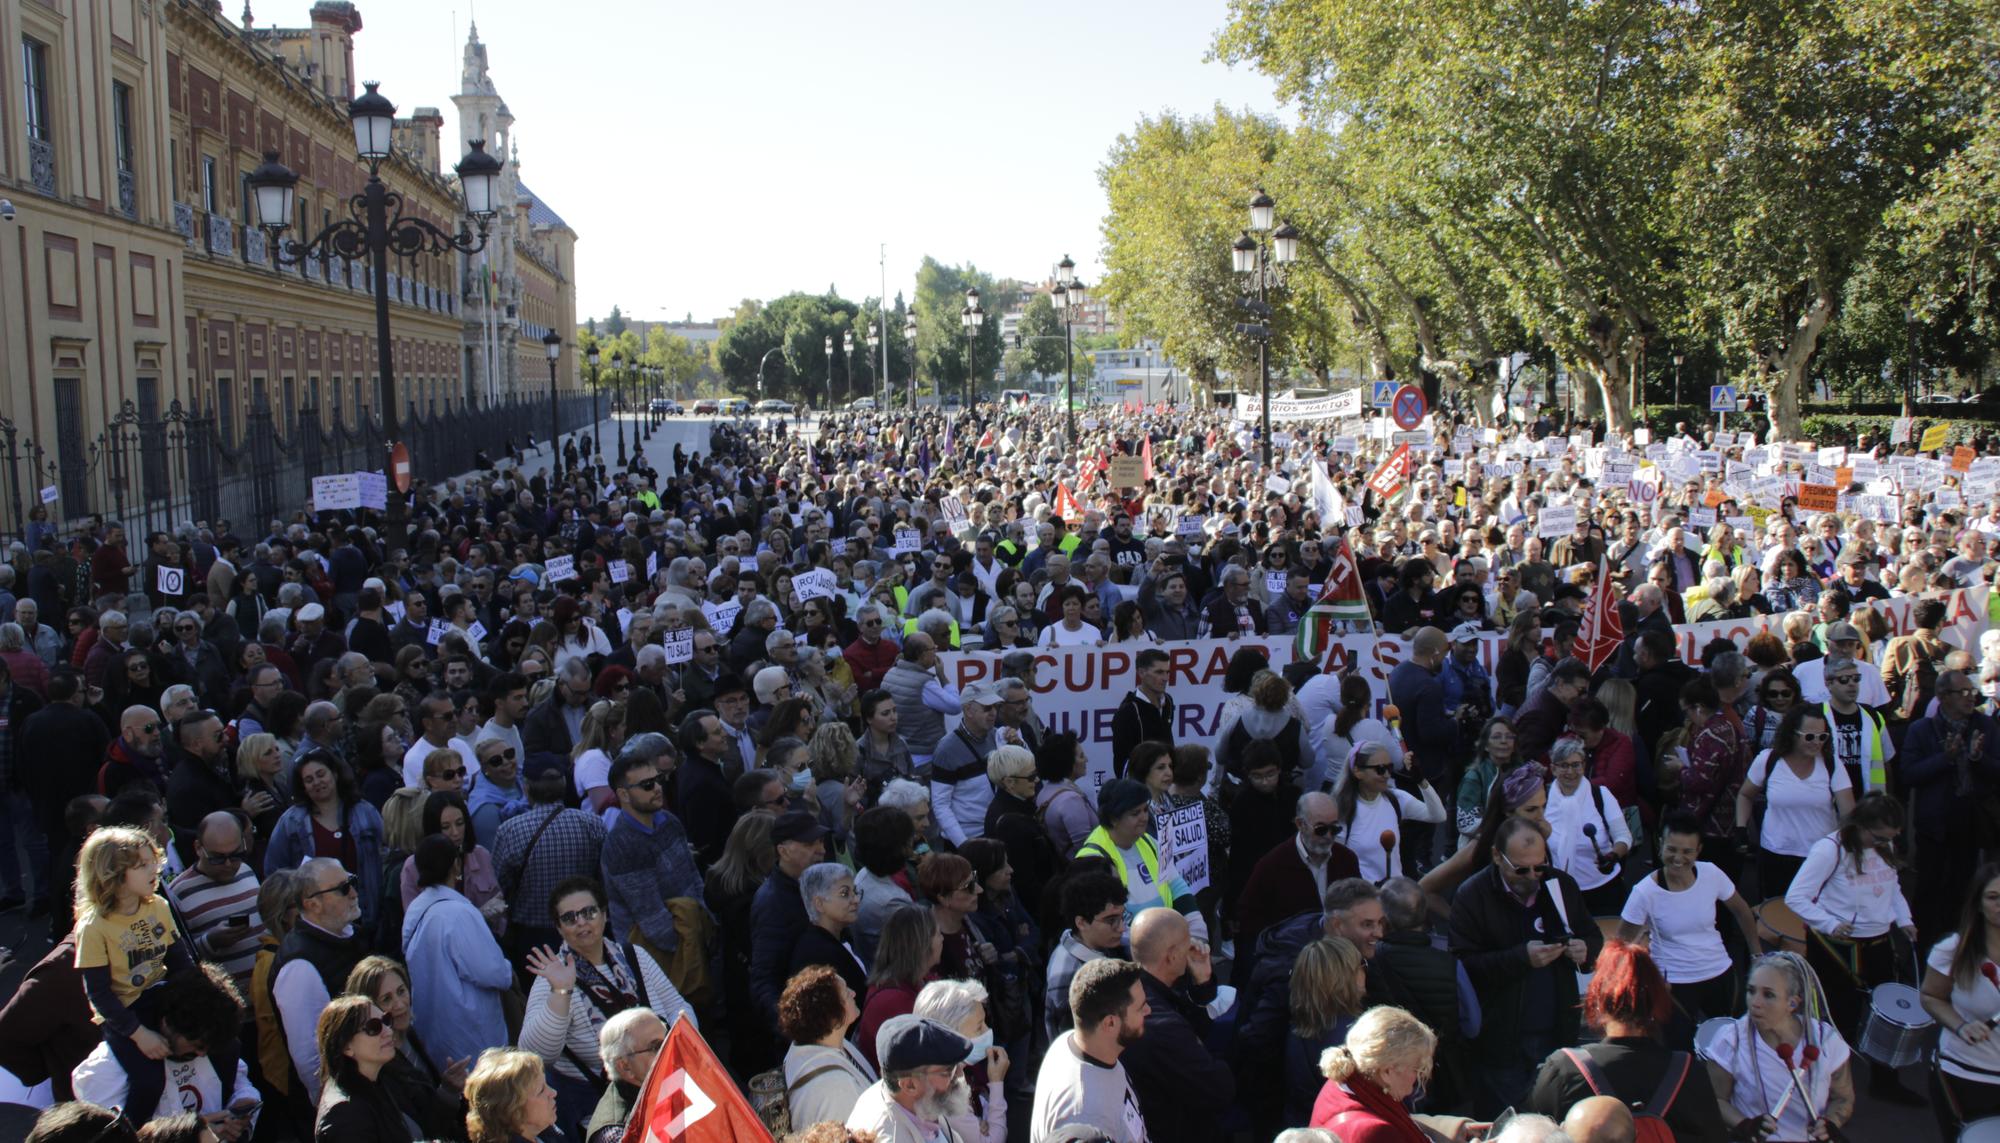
[401,885,514,1073]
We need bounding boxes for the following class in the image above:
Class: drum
[1960,1118,2000,1142]
[1693,1016,1735,1062]
[1858,982,1937,1068]
[1756,897,1808,955]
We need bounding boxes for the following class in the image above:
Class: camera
[0,200,15,223]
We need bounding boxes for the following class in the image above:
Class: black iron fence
[0,390,595,545]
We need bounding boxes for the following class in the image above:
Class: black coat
[15,696,91,829]
[314,1069,413,1143]
[983,787,1058,915]
[1203,595,1267,639]
[789,923,868,999]
[1449,864,1602,1066]
[521,695,578,757]
[1110,691,1175,779]
[1118,970,1235,1143]
[748,868,809,1029]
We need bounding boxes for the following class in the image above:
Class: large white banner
[1231,391,1364,422]
[938,587,1996,794]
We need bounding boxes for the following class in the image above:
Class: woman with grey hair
[0,621,46,698]
[913,977,1009,1143]
[790,860,868,996]
[1545,736,1632,914]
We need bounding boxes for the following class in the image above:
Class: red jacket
[1310,1076,1428,1143]
[1583,726,1640,811]
[1234,833,1361,950]
[843,634,900,695]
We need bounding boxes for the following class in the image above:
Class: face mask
[789,767,814,793]
[963,1028,994,1064]
[913,841,932,857]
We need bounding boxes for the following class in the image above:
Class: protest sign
[546,554,577,582]
[1922,423,1950,452]
[662,628,694,665]
[608,559,631,584]
[1108,456,1144,487]
[1797,484,1839,512]
[794,568,836,602]
[891,527,921,555]
[702,600,743,631]
[1163,801,1211,894]
[156,565,184,596]
[1536,505,1577,540]
[311,474,361,510]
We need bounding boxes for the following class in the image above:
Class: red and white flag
[623,1016,772,1143]
[1053,483,1082,521]
[1365,444,1411,501]
[1140,436,1155,481]
[1577,557,1625,673]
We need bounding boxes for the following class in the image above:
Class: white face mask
[962,1028,994,1064]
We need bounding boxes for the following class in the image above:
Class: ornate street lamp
[1053,255,1088,445]
[1230,188,1298,469]
[542,331,562,473]
[960,287,984,409]
[248,82,503,506]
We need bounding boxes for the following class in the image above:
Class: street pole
[1064,309,1075,446]
[543,331,561,475]
[613,354,628,467]
[824,335,834,412]
[1673,354,1683,415]
[1257,240,1271,471]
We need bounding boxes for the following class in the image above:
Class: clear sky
[314,0,1283,324]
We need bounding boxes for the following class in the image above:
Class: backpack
[1559,1047,1689,1143]
[746,1061,848,1136]
[1892,634,1949,722]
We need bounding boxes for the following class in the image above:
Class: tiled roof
[519,182,570,231]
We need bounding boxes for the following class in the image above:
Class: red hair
[1582,940,1673,1033]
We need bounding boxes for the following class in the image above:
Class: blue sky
[328,0,1283,323]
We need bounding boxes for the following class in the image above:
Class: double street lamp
[247,82,504,498]
[823,335,835,411]
[866,324,882,408]
[610,351,629,466]
[1230,187,1300,469]
[904,312,918,411]
[1051,254,1090,445]
[586,346,602,456]
[960,288,984,409]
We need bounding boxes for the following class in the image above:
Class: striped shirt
[168,864,264,989]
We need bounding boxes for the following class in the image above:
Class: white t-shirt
[1619,861,1738,983]
[1929,934,2000,1082]
[1746,750,1851,856]
[1038,621,1103,648]
[1704,1016,1850,1143]
[1545,780,1631,891]
[574,747,613,801]
[73,1040,261,1123]
[1029,1031,1149,1143]
[1339,789,1438,882]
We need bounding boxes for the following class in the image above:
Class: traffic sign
[1709,385,1738,413]
[1391,384,1427,431]
[390,443,412,494]
[1370,381,1397,408]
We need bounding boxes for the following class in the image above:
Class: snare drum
[1859,982,1937,1068]
[1693,1016,1736,1063]
[1960,1117,2000,1142]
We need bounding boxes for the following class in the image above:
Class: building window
[217,377,235,446]
[22,36,54,195]
[113,81,137,218]
[201,156,218,214]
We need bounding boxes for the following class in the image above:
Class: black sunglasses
[357,1016,387,1038]
[430,767,467,781]
[557,904,603,927]
[1309,822,1338,838]
[623,776,662,793]
[308,875,359,898]
[200,847,252,865]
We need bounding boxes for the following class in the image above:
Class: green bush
[1797,413,2000,446]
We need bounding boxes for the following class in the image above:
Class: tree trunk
[1591,358,1632,431]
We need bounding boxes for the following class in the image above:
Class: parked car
[849,397,877,411]
[649,398,683,414]
[754,399,795,414]
[692,399,720,415]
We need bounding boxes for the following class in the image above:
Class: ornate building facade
[0,0,579,530]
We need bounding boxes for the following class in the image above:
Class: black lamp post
[866,323,881,408]
[904,312,918,411]
[1052,254,1088,446]
[1230,187,1299,469]
[824,335,835,411]
[1673,352,1684,413]
[542,330,562,472]
[248,82,502,503]
[960,287,984,409]
[587,346,601,450]
[611,351,628,466]
[843,331,856,408]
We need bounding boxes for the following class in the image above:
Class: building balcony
[205,213,233,257]
[174,202,197,247]
[27,138,55,196]
[117,168,137,220]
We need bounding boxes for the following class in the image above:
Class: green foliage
[713,292,865,406]
[1797,413,2000,447]
[603,306,627,338]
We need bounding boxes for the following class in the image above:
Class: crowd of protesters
[3,394,2000,1143]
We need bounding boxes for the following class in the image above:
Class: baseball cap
[771,811,828,845]
[1449,622,1482,644]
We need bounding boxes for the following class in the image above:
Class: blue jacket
[263,800,386,929]
[749,868,808,1029]
[401,885,513,1073]
[466,774,527,852]
[1388,659,1453,782]
[1898,711,2000,839]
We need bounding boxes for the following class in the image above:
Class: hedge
[1796,413,2000,447]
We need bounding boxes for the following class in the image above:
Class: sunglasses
[1309,822,1338,838]
[176,624,196,633]
[1798,731,1831,742]
[557,904,603,927]
[623,776,662,793]
[487,748,518,762]
[1763,688,1796,700]
[308,875,360,899]
[200,847,252,864]
[430,767,468,781]
[1357,764,1393,776]
[1828,675,1860,686]
[356,1016,389,1038]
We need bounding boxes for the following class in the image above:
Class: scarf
[1547,779,1601,880]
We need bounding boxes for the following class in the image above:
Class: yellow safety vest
[1075,825,1175,911]
[901,614,961,649]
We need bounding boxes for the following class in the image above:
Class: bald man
[1119,908,1235,1143]
[1562,1096,1636,1143]
[166,811,264,991]
[1234,791,1361,951]
[97,705,168,797]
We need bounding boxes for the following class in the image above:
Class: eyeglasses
[1828,675,1860,685]
[1309,822,1338,838]
[357,1017,388,1038]
[623,776,662,793]
[611,683,632,695]
[1763,688,1796,700]
[1941,688,1980,698]
[1499,852,1554,879]
[1356,764,1392,776]
[557,904,603,927]
[307,875,359,899]
[176,624,196,633]
[956,879,981,895]
[1798,731,1831,742]
[430,767,468,781]
[200,847,252,865]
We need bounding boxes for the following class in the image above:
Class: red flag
[624,1016,772,1143]
[976,427,995,450]
[1054,483,1082,520]
[1140,436,1155,481]
[1365,444,1411,501]
[1577,557,1625,673]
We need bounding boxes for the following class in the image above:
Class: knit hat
[1097,778,1151,825]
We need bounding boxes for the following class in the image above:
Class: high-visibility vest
[1823,701,1887,792]
[902,614,960,649]
[1075,825,1175,910]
